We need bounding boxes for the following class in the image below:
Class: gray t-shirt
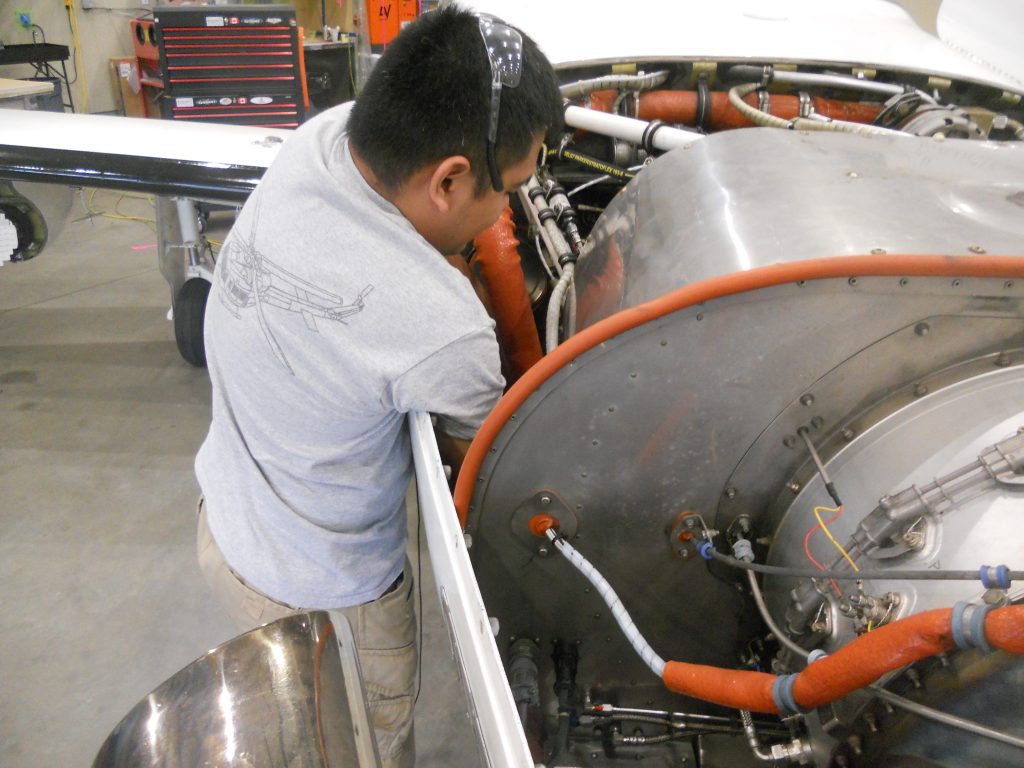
[195,103,504,608]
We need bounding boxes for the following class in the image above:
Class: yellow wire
[85,189,156,227]
[66,1,90,114]
[813,505,860,572]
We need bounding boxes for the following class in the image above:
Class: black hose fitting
[555,207,577,228]
[641,119,665,154]
[727,64,774,86]
[696,73,711,131]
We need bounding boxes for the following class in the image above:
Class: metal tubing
[773,70,906,97]
[869,685,1024,751]
[747,570,810,660]
[546,264,575,353]
[564,105,703,151]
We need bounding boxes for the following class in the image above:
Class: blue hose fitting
[698,541,715,560]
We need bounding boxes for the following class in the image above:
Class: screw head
[915,322,930,336]
[540,495,551,506]
[800,393,815,406]
[968,245,986,254]
[811,416,825,430]
[783,435,797,448]
[842,428,856,441]
[914,383,929,397]
[538,545,550,557]
[725,487,738,499]
[787,481,801,493]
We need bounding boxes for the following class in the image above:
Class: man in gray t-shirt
[194,7,562,767]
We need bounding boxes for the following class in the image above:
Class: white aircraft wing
[0,110,292,203]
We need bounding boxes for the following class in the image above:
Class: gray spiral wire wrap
[545,529,666,678]
[728,82,907,138]
[560,70,671,100]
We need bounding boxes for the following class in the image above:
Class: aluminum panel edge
[408,411,533,768]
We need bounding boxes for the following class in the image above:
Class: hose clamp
[980,564,1011,590]
[772,674,806,716]
[951,601,996,654]
[798,91,813,118]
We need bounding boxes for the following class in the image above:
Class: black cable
[413,494,424,706]
[705,547,1023,582]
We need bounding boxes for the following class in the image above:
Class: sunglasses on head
[477,14,523,192]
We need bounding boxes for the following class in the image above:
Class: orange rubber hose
[471,208,543,384]
[454,254,1024,528]
[662,605,1024,713]
[587,90,882,130]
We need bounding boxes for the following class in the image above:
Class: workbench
[0,43,74,111]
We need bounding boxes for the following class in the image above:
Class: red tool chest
[153,4,305,127]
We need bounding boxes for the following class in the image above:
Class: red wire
[803,505,844,595]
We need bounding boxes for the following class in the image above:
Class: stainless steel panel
[467,275,1024,716]
[763,365,1024,650]
[575,129,1024,328]
[93,612,379,768]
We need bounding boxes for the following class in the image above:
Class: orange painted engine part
[588,89,882,130]
[528,513,559,537]
[662,605,1024,714]
[471,208,544,384]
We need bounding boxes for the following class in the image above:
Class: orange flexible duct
[662,605,1024,713]
[588,89,882,130]
[454,254,1024,528]
[471,208,543,384]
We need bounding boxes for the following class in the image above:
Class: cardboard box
[110,57,147,117]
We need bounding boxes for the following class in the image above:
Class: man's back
[195,104,504,608]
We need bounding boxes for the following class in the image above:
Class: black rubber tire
[174,277,211,367]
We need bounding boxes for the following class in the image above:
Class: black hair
[347,4,563,194]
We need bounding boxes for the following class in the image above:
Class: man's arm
[445,253,496,319]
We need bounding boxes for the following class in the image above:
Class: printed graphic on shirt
[217,192,373,374]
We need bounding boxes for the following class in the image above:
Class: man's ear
[428,155,474,213]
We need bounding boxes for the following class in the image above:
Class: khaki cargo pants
[197,499,417,768]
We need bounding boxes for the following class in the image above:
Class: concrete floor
[0,189,479,766]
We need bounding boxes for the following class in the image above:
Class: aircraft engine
[457,61,1024,768]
